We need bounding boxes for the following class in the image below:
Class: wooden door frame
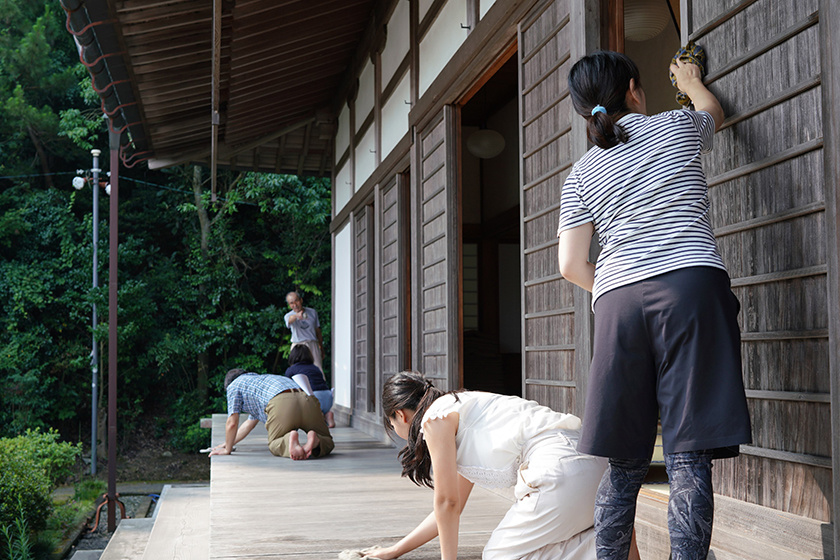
[820,0,840,554]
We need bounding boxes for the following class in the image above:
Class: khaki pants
[264,391,334,458]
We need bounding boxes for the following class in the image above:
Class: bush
[0,497,34,560]
[73,479,106,503]
[0,429,81,487]
[169,391,210,453]
[0,459,51,535]
[0,429,81,537]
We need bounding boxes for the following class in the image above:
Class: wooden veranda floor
[207,415,513,559]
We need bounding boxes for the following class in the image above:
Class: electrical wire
[1,172,258,207]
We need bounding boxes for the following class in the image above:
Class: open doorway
[605,0,682,114]
[459,54,521,397]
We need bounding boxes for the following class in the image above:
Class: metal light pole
[90,148,101,476]
[74,149,104,476]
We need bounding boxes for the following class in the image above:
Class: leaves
[0,2,332,449]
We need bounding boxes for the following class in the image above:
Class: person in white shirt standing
[284,291,325,373]
[557,51,751,560]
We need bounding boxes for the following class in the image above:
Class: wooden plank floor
[208,414,513,560]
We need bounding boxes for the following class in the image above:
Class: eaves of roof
[61,0,382,177]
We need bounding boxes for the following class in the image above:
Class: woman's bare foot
[325,410,336,428]
[288,431,307,460]
[302,430,320,458]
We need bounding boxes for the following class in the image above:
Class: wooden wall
[378,175,409,387]
[518,0,591,417]
[354,206,375,413]
[411,106,461,391]
[684,0,833,522]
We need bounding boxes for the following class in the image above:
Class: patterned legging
[593,450,714,560]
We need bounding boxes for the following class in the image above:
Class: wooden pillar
[820,0,840,554]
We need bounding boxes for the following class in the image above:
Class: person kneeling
[208,368,334,460]
[361,371,639,560]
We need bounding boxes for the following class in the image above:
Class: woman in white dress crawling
[362,371,640,560]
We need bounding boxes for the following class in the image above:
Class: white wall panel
[336,104,350,165]
[480,0,496,18]
[381,0,409,87]
[333,223,353,409]
[381,72,411,160]
[419,0,434,22]
[354,127,376,190]
[335,162,352,213]
[355,60,375,131]
[419,0,468,95]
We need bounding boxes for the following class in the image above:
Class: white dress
[422,392,607,560]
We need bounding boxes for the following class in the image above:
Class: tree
[0,2,95,186]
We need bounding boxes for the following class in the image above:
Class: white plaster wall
[336,104,350,165]
[381,72,411,160]
[335,162,352,213]
[480,0,496,19]
[419,0,469,96]
[354,127,376,190]
[333,223,353,409]
[419,0,434,22]
[356,60,376,131]
[381,0,409,87]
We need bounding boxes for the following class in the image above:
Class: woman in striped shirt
[557,51,751,560]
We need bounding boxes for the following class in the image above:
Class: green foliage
[0,430,81,487]
[0,498,34,560]
[0,430,81,553]
[0,2,98,181]
[73,479,106,503]
[168,391,211,453]
[0,1,332,453]
[0,460,51,536]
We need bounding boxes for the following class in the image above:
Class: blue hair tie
[591,105,607,116]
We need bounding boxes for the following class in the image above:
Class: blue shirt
[284,363,329,392]
[558,110,726,308]
[226,373,299,423]
[284,307,320,343]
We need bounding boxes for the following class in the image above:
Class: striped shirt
[558,109,727,308]
[226,373,299,423]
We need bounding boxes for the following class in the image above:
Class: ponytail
[588,110,630,149]
[568,51,641,149]
[382,371,458,488]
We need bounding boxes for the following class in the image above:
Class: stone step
[140,484,210,560]
[99,518,154,560]
[635,488,826,560]
[69,551,104,560]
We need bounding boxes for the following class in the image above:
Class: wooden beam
[275,136,285,174]
[210,0,221,201]
[820,0,840,554]
[297,122,312,176]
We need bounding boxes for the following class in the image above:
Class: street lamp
[73,149,109,475]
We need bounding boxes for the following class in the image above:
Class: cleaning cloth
[669,40,707,108]
[338,550,382,560]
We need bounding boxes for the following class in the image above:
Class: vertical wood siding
[380,176,406,389]
[518,0,589,416]
[687,0,832,521]
[354,206,375,412]
[414,107,459,390]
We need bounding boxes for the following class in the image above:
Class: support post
[90,148,101,476]
[210,0,221,201]
[107,130,120,533]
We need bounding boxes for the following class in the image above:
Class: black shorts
[578,266,752,460]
